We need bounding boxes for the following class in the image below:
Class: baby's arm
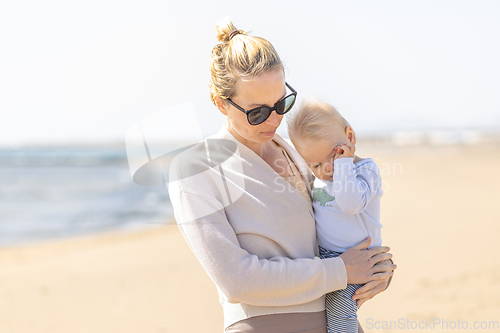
[331,145,382,215]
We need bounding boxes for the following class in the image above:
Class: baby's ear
[345,126,356,145]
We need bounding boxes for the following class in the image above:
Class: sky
[1,0,499,147]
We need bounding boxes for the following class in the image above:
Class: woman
[168,18,396,333]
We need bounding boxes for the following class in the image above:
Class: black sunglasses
[225,82,297,125]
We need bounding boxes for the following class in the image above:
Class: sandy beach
[1,143,499,333]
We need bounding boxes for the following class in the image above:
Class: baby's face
[296,128,354,181]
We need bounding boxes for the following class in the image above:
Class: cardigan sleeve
[169,186,347,307]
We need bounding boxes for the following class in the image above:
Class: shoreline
[0,222,175,264]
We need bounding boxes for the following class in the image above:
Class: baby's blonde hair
[209,17,284,105]
[288,99,351,145]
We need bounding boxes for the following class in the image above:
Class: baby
[288,100,383,333]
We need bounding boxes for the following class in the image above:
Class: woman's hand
[339,237,396,285]
[352,258,395,307]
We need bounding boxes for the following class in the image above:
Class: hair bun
[215,17,245,42]
[229,30,243,40]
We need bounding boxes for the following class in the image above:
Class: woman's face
[217,70,287,148]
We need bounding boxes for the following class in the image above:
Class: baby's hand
[334,143,356,159]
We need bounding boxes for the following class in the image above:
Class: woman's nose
[264,110,281,126]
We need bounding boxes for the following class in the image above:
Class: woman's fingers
[371,259,397,274]
[351,254,396,307]
[374,258,393,266]
[354,279,388,307]
[367,245,391,257]
[341,241,396,284]
[352,280,384,299]
[340,245,375,284]
[350,237,372,250]
[369,252,393,265]
[370,269,394,280]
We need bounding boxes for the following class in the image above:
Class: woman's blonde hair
[288,99,351,145]
[209,17,284,105]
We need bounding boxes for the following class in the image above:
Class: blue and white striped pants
[319,245,363,333]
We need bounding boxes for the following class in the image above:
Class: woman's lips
[261,129,277,136]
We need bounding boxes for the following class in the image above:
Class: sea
[0,145,173,248]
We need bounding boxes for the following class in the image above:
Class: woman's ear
[345,126,356,145]
[215,96,228,116]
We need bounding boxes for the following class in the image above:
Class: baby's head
[288,100,356,181]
